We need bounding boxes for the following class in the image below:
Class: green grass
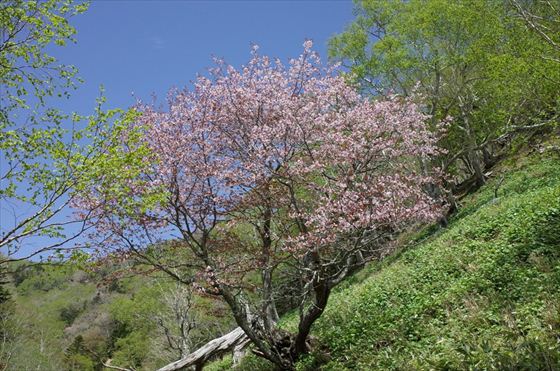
[227,149,560,370]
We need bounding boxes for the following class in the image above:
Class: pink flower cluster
[78,41,443,263]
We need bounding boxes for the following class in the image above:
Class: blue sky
[53,0,354,114]
[3,0,355,260]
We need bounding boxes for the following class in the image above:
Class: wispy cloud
[147,36,165,50]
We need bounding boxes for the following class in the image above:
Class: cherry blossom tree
[76,41,443,369]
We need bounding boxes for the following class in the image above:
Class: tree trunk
[261,202,280,331]
[293,281,330,359]
[469,147,485,188]
[419,157,449,226]
[290,249,332,365]
[458,98,485,189]
[157,327,249,371]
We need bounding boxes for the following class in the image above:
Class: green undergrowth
[221,146,560,370]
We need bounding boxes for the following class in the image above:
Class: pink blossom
[75,42,444,288]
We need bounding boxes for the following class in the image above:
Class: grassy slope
[315,152,560,370]
[218,142,560,370]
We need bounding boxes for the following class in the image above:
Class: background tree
[0,0,132,264]
[510,0,560,63]
[76,42,443,369]
[329,0,559,190]
[0,0,87,261]
[153,284,198,360]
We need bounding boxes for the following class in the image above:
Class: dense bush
[59,302,86,326]
[12,264,41,287]
[65,335,96,371]
[17,265,72,294]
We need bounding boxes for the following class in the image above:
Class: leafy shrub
[65,335,95,371]
[12,264,41,287]
[205,355,233,371]
[17,265,71,293]
[60,302,86,326]
[110,331,149,369]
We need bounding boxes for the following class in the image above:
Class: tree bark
[468,147,485,188]
[293,279,330,358]
[157,327,249,371]
[261,202,280,331]
[292,250,332,362]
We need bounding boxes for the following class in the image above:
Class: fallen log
[157,327,249,371]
